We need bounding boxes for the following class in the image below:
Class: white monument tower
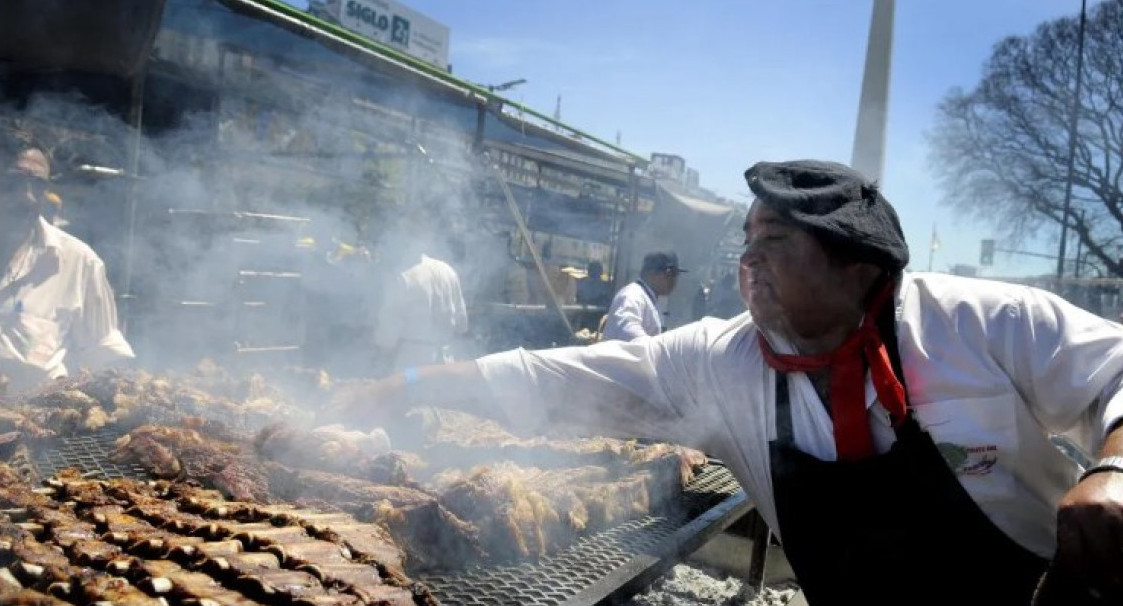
[850,0,895,183]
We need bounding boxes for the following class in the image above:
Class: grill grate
[35,429,151,479]
[420,464,746,606]
[29,434,747,606]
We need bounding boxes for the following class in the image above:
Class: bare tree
[930,0,1123,276]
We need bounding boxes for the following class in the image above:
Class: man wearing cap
[601,251,685,341]
[331,159,1123,604]
[0,133,134,394]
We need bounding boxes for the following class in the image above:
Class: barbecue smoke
[0,79,508,381]
[0,5,736,518]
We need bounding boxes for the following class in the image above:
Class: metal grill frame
[419,465,749,606]
[30,433,750,606]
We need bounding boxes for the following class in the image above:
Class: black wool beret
[744,160,909,271]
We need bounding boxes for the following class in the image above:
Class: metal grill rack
[421,464,749,606]
[35,430,151,479]
[29,434,749,606]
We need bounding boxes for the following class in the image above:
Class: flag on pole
[930,223,941,252]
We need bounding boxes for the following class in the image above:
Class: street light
[485,78,527,93]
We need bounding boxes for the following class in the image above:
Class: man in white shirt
[601,251,685,341]
[0,136,134,394]
[332,160,1123,604]
[371,208,468,373]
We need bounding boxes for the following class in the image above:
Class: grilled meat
[0,526,72,589]
[265,462,483,571]
[265,540,351,567]
[291,595,363,606]
[297,563,418,606]
[255,423,416,487]
[0,463,49,509]
[300,522,407,584]
[201,551,281,577]
[170,539,243,561]
[111,433,181,478]
[84,506,153,536]
[0,588,69,605]
[229,525,309,549]
[26,389,100,412]
[235,568,328,602]
[70,569,165,606]
[629,443,708,487]
[107,485,214,535]
[135,561,267,606]
[0,410,54,441]
[111,426,269,501]
[0,567,22,593]
[66,538,124,567]
[436,464,566,561]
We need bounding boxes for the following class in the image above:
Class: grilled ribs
[265,462,484,571]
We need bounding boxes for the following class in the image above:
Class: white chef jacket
[0,218,134,393]
[602,279,665,341]
[476,271,1123,558]
[374,254,468,371]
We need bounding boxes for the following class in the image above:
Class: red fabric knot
[759,280,907,461]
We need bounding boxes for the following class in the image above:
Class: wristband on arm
[1079,456,1123,482]
[402,367,420,386]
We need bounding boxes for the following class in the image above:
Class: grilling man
[0,132,134,394]
[331,160,1123,605]
[601,251,685,341]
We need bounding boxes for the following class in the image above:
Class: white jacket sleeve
[992,285,1123,450]
[476,321,716,446]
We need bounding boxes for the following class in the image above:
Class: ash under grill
[29,434,749,606]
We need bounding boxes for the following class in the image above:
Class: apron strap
[775,371,795,447]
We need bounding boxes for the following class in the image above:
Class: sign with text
[329,0,449,70]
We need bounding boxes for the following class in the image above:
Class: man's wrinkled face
[1,149,50,228]
[739,202,857,336]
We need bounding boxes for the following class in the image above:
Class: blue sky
[287,0,1088,276]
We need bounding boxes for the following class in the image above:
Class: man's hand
[320,377,407,428]
[1055,470,1123,599]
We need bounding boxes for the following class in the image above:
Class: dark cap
[641,251,687,275]
[744,159,909,271]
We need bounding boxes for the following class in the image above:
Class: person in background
[691,279,711,322]
[372,210,468,372]
[575,260,612,308]
[601,251,685,341]
[0,131,134,394]
[708,270,744,319]
[331,160,1123,605]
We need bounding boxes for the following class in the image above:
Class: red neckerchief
[758,280,907,461]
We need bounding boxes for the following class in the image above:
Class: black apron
[767,312,1048,605]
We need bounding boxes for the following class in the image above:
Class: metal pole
[1055,0,1088,285]
[1074,210,1085,279]
[120,74,146,333]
